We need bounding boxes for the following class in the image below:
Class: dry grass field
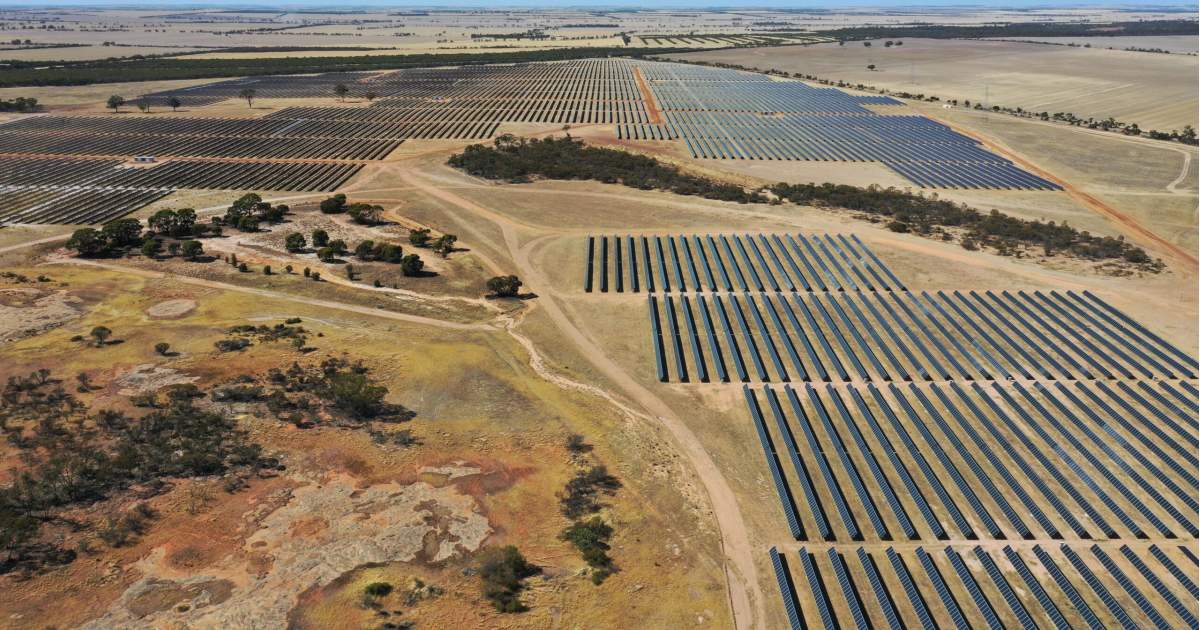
[672,38,1200,132]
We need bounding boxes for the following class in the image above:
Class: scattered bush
[478,545,540,613]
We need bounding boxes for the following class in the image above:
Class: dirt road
[396,167,764,630]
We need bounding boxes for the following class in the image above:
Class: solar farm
[0,57,1067,225]
[583,231,1200,629]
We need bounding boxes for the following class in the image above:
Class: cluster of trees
[407,227,457,257]
[0,46,692,88]
[220,193,289,232]
[448,135,766,203]
[556,435,619,585]
[67,216,208,260]
[318,193,382,225]
[0,371,270,573]
[285,229,425,276]
[770,182,1162,268]
[0,96,38,112]
[232,356,414,428]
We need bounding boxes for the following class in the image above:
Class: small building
[133,155,156,163]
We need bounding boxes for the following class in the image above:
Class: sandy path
[633,67,664,125]
[396,167,764,630]
[48,257,496,332]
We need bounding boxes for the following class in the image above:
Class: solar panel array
[0,155,360,225]
[580,229,1197,628]
[627,60,1060,190]
[136,58,1055,190]
[773,545,1199,630]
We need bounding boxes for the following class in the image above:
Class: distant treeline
[0,46,694,88]
[819,19,1198,40]
[771,182,1160,268]
[447,134,764,203]
[448,136,1159,271]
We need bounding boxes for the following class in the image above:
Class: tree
[137,101,151,114]
[284,232,307,252]
[311,229,329,248]
[486,275,522,297]
[333,83,350,101]
[324,370,387,419]
[168,96,182,112]
[154,342,170,356]
[236,216,259,232]
[375,243,403,263]
[347,203,382,225]
[432,234,457,258]
[867,64,876,71]
[90,326,112,347]
[239,87,256,108]
[364,91,378,102]
[328,239,347,255]
[400,254,424,277]
[106,95,125,113]
[319,193,347,214]
[101,218,143,248]
[317,247,336,262]
[140,238,162,258]
[355,240,375,260]
[66,228,108,257]
[149,208,195,238]
[181,240,203,260]
[408,228,431,247]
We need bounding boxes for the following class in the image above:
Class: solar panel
[797,549,837,630]
[1149,544,1198,598]
[743,386,803,540]
[915,548,971,630]
[885,548,937,630]
[856,548,903,630]
[943,546,1004,630]
[826,549,871,630]
[1030,545,1105,629]
[1118,545,1198,627]
[769,547,805,630]
[1089,545,1172,629]
[974,546,1038,630]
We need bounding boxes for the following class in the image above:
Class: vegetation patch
[770,182,1163,271]
[0,369,272,575]
[448,134,766,203]
[477,545,540,613]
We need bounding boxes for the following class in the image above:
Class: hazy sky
[3,1,1196,7]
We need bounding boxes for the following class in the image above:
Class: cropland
[0,7,1196,630]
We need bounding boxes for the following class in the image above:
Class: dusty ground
[671,39,1200,132]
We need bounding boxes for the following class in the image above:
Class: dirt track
[633,67,664,125]
[395,166,764,630]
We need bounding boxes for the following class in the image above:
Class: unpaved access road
[395,166,766,630]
